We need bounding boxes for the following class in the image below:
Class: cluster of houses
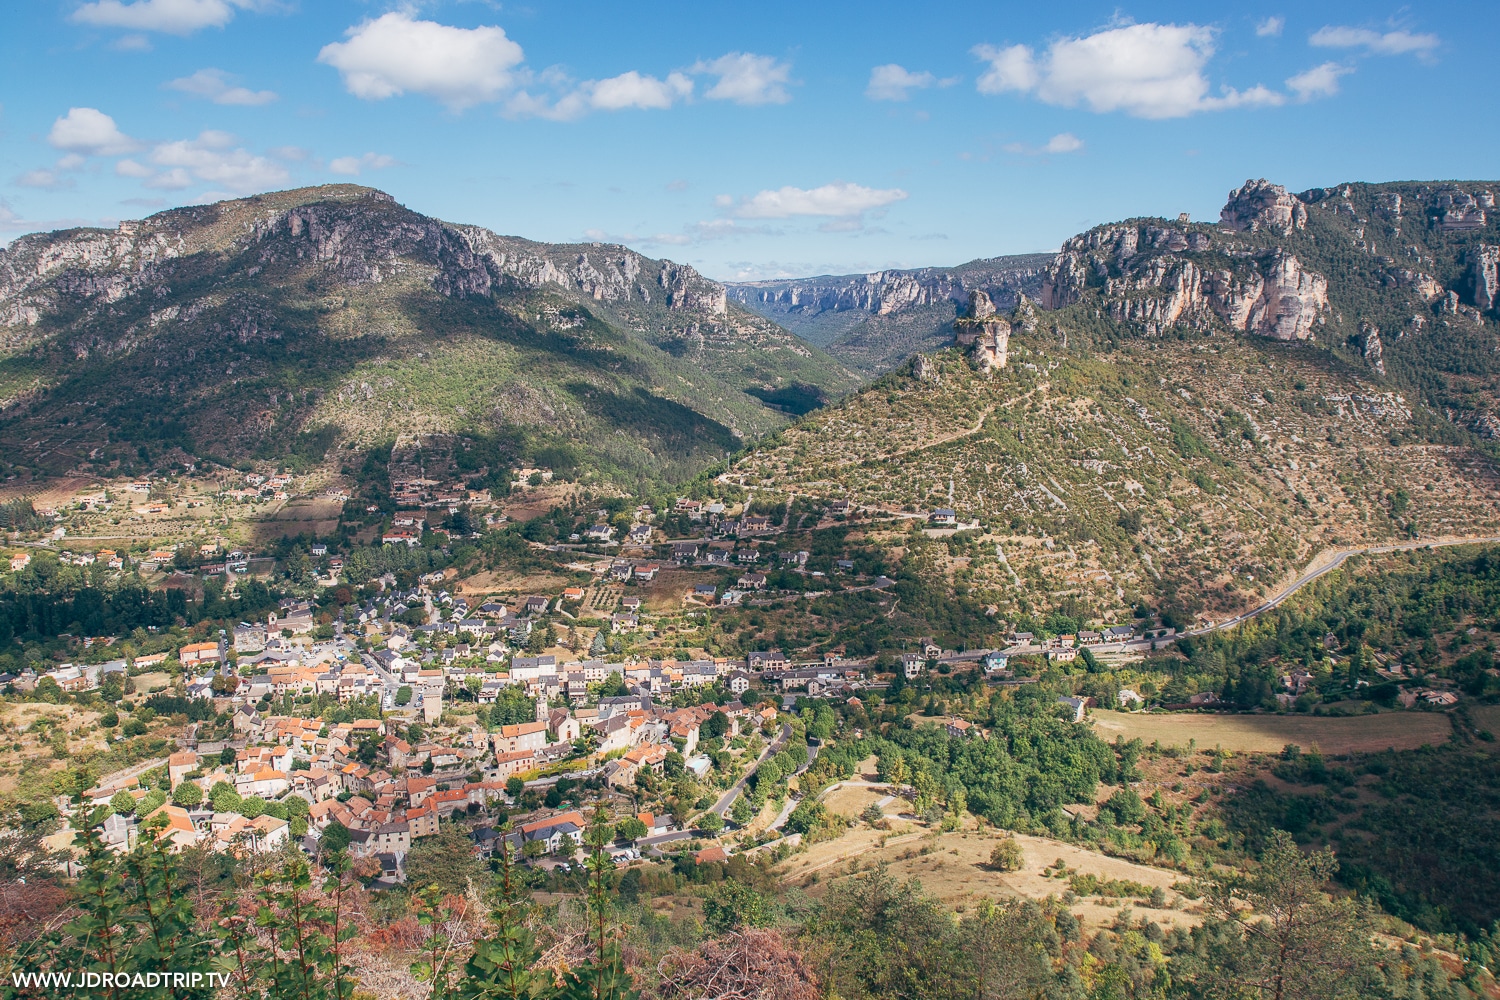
[77,678,780,881]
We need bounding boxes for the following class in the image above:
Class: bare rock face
[1039,218,1328,340]
[1242,252,1329,341]
[954,290,1010,372]
[1360,322,1385,376]
[1219,178,1307,235]
[912,354,939,382]
[1470,244,1499,311]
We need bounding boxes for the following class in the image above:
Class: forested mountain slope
[0,185,858,486]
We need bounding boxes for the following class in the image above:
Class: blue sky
[1,1,1493,280]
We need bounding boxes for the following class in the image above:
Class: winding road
[1187,534,1500,637]
[706,722,792,819]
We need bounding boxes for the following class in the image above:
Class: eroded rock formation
[954,290,1010,371]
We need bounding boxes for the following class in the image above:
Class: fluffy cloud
[329,152,397,177]
[731,182,907,219]
[48,107,140,156]
[506,71,693,120]
[318,12,525,110]
[506,53,789,120]
[168,68,277,106]
[973,23,1282,119]
[1286,62,1353,101]
[1004,132,1085,155]
[589,71,693,111]
[692,53,793,105]
[71,0,266,36]
[146,130,289,193]
[866,64,937,101]
[1256,17,1285,38]
[1309,26,1439,56]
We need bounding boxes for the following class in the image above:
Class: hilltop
[0,185,858,487]
[730,178,1500,625]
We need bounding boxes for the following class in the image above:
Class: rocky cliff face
[1039,214,1328,340]
[1034,177,1500,439]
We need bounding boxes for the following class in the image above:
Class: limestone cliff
[1039,214,1328,340]
[954,290,1010,372]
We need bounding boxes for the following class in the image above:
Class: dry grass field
[1089,708,1453,753]
[780,821,1203,932]
[249,496,346,542]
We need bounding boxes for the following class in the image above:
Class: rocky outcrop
[1219,179,1307,235]
[1360,322,1385,376]
[1470,244,1499,311]
[1039,219,1328,340]
[1434,187,1490,231]
[954,290,1010,372]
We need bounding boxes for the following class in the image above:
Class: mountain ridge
[0,185,859,486]
[726,254,1052,375]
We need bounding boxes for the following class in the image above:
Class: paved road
[707,722,791,819]
[1185,534,1500,637]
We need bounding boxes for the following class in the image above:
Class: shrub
[989,837,1024,872]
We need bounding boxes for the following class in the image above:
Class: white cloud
[1004,132,1086,155]
[1286,62,1353,100]
[866,64,936,101]
[692,53,792,105]
[973,23,1283,119]
[731,182,907,219]
[115,159,153,177]
[1309,26,1439,56]
[589,70,693,111]
[318,12,525,110]
[328,152,397,177]
[144,168,194,190]
[48,107,140,156]
[16,169,71,190]
[168,68,277,106]
[507,69,695,120]
[145,130,289,194]
[71,0,266,36]
[268,145,308,161]
[1256,17,1285,37]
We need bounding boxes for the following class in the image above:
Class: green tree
[110,789,137,815]
[614,817,648,842]
[1183,830,1383,1000]
[209,781,241,814]
[702,880,773,934]
[730,795,754,826]
[988,837,1023,872]
[396,685,413,706]
[406,824,485,899]
[171,783,203,808]
[320,820,351,855]
[696,811,724,835]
